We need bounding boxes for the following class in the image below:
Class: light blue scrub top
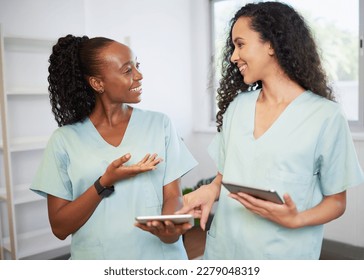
[31,107,198,260]
[205,90,364,259]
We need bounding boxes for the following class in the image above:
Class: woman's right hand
[176,174,222,231]
[100,153,162,186]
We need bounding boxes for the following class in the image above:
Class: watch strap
[94,176,115,197]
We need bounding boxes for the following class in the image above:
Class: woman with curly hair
[178,1,363,259]
[31,35,197,259]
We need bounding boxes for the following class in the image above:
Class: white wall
[0,0,86,37]
[85,0,194,134]
[1,0,363,249]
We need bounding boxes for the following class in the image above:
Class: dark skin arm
[135,178,193,243]
[48,153,161,240]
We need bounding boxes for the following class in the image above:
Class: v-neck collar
[251,90,308,142]
[86,107,136,148]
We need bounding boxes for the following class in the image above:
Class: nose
[133,67,143,81]
[230,47,239,64]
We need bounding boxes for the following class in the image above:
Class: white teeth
[130,86,142,92]
[239,64,247,73]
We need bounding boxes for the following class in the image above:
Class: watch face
[94,177,114,197]
[100,186,115,197]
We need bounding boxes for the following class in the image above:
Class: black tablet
[222,182,284,204]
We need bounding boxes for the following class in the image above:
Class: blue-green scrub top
[205,90,364,260]
[31,107,198,260]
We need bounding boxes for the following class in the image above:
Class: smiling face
[230,17,275,84]
[93,42,143,104]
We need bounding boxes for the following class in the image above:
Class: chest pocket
[265,169,315,211]
[142,161,166,210]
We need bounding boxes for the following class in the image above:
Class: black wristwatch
[94,176,115,198]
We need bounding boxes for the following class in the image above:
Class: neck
[260,77,305,105]
[90,102,131,127]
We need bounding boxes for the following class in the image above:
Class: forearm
[48,185,102,239]
[295,191,346,228]
[162,195,182,215]
[160,194,183,243]
[210,172,223,201]
[159,179,184,243]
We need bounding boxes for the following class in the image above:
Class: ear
[268,43,275,56]
[88,76,104,94]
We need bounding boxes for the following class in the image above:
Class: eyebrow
[119,62,133,72]
[121,61,132,68]
[121,57,138,68]
[233,37,244,43]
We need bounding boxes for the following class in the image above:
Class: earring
[99,89,104,94]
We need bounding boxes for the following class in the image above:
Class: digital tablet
[222,182,284,204]
[135,214,194,225]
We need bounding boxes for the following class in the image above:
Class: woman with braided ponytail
[31,35,197,259]
[177,2,363,259]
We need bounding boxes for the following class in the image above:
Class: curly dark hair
[48,34,115,126]
[216,1,334,132]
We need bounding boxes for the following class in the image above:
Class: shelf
[6,88,48,96]
[0,190,6,202]
[4,37,54,53]
[3,36,53,98]
[14,184,44,204]
[0,29,63,260]
[1,183,44,205]
[2,228,71,259]
[0,184,43,205]
[0,136,49,152]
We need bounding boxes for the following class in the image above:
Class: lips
[130,85,142,93]
[238,64,247,74]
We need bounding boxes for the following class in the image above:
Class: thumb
[112,153,131,167]
[283,193,294,206]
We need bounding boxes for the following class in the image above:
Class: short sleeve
[208,132,225,174]
[207,93,243,175]
[163,117,198,185]
[30,130,73,200]
[317,109,364,195]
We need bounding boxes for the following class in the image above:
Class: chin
[243,76,258,86]
[134,98,142,103]
[243,78,252,85]
[127,96,142,103]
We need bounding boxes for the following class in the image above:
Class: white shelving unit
[0,26,70,259]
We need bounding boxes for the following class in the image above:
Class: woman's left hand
[135,220,193,243]
[229,192,301,228]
